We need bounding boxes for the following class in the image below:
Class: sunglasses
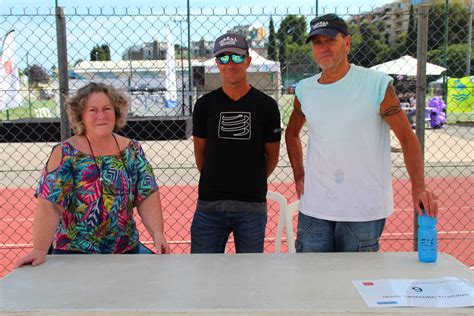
[216,54,246,65]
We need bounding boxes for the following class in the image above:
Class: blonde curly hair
[66,82,130,135]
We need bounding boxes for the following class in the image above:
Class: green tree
[428,3,469,52]
[349,21,391,67]
[277,15,307,45]
[405,5,417,57]
[285,43,312,63]
[278,30,287,72]
[427,43,473,78]
[277,15,308,78]
[25,64,50,86]
[286,43,315,81]
[90,44,111,61]
[50,65,58,79]
[268,17,277,61]
[391,33,408,60]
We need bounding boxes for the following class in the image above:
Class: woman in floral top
[15,82,170,268]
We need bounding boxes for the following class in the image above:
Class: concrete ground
[0,124,472,188]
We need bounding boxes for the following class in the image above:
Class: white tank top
[295,64,394,221]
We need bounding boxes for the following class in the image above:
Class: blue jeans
[295,212,386,253]
[191,210,267,253]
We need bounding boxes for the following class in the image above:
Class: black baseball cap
[213,32,249,57]
[306,13,349,43]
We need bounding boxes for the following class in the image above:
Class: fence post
[55,6,70,140]
[414,5,429,251]
[467,0,473,75]
[442,1,449,104]
[186,0,193,115]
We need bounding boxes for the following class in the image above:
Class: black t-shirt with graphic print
[192,86,281,203]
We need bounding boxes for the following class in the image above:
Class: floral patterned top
[35,140,158,253]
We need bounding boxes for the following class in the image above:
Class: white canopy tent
[370,55,446,76]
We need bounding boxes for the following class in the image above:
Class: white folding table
[1,252,472,315]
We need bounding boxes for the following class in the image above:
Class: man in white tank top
[285,13,439,252]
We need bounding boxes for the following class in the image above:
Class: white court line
[1,230,472,249]
[3,208,471,222]
[393,206,471,212]
[2,218,33,222]
[2,216,186,222]
[382,231,472,237]
[0,240,194,248]
[0,243,32,248]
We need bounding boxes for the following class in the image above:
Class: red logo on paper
[363,282,374,286]
[4,61,13,74]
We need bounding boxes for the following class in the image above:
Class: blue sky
[1,0,393,10]
[1,0,395,70]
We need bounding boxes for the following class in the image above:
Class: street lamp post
[442,0,449,103]
[187,0,193,115]
[174,18,186,116]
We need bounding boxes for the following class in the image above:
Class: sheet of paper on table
[353,277,474,308]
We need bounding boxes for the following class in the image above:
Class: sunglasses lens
[231,54,245,64]
[218,55,230,64]
[217,54,245,64]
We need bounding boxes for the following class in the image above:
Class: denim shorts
[191,210,267,254]
[295,212,386,253]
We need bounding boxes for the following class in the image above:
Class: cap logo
[312,21,329,30]
[219,36,238,47]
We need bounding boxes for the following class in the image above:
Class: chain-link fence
[1,3,472,276]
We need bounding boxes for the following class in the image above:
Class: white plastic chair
[268,191,301,253]
[285,200,300,253]
[266,191,288,253]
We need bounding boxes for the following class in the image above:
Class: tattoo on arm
[381,83,401,117]
[382,105,402,117]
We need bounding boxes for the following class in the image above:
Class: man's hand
[295,177,305,199]
[413,188,439,218]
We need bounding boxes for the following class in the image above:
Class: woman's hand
[14,198,61,269]
[14,249,48,268]
[137,191,170,254]
[152,232,170,254]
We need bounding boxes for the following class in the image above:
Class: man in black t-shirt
[191,33,281,253]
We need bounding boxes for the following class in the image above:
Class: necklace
[85,134,129,184]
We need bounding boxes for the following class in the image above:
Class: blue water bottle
[418,210,438,263]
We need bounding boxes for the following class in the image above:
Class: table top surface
[1,252,473,315]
